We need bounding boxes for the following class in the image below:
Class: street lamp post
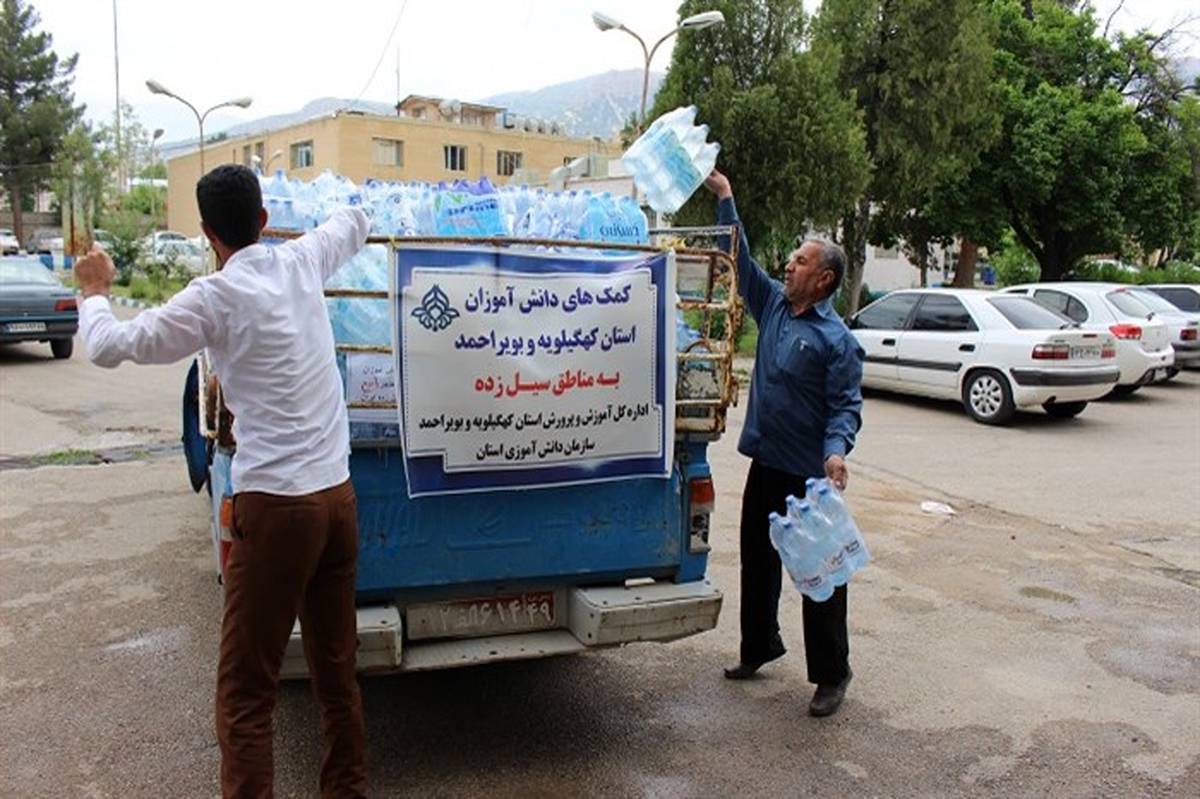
[145,80,252,175]
[592,9,724,134]
[149,127,163,222]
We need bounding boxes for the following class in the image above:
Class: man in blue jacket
[705,169,865,717]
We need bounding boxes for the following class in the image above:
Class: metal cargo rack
[202,227,743,443]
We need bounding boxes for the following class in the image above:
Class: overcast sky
[26,0,1200,143]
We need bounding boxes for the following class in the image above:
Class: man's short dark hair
[196,164,262,249]
[811,239,847,298]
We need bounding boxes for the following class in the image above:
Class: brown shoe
[808,670,852,717]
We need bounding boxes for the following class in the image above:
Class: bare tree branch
[1103,0,1125,40]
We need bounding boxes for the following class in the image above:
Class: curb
[75,290,158,310]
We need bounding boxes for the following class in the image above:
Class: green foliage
[1067,260,1200,285]
[945,1,1199,280]
[97,209,148,284]
[120,184,166,228]
[990,232,1040,287]
[0,0,83,241]
[650,0,869,262]
[812,0,999,314]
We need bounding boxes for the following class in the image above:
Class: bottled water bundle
[622,106,720,214]
[769,480,870,602]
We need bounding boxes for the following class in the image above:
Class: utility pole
[112,0,123,194]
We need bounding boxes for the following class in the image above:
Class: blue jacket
[718,197,864,478]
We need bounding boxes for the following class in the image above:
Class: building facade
[165,97,621,236]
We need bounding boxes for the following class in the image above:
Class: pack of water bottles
[769,479,870,602]
[258,169,649,246]
[622,106,720,214]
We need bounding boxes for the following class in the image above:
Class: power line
[348,0,410,109]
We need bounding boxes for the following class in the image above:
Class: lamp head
[152,128,164,140]
[591,11,623,31]
[146,79,171,96]
[229,97,253,109]
[680,10,725,30]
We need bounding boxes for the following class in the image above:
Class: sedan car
[0,227,19,254]
[849,289,1119,424]
[1124,287,1199,373]
[1003,282,1174,394]
[0,256,78,358]
[1144,284,1200,313]
[152,239,206,274]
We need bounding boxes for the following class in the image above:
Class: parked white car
[849,289,1120,424]
[151,240,206,274]
[0,227,20,254]
[1145,284,1200,313]
[1124,287,1200,373]
[1003,283,1174,394]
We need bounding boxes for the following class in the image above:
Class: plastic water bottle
[788,496,851,587]
[769,512,832,601]
[618,196,649,243]
[813,484,871,571]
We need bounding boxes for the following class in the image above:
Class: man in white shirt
[74,164,370,798]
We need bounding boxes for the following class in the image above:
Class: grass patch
[34,448,100,466]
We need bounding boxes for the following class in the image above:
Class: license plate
[405,591,557,640]
[1069,345,1100,360]
[1153,368,1168,381]
[5,321,46,333]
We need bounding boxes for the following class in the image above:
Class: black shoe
[808,670,852,717]
[723,643,786,680]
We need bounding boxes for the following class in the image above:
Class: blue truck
[186,229,740,677]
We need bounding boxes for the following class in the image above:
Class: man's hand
[704,169,733,200]
[825,455,849,491]
[74,245,117,298]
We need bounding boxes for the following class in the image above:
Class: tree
[0,0,82,244]
[812,0,998,314]
[942,1,1199,280]
[50,122,111,252]
[649,0,870,274]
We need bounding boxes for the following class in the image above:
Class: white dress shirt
[80,208,371,496]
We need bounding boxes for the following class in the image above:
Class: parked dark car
[0,256,78,359]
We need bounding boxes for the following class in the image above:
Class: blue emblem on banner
[411,285,459,332]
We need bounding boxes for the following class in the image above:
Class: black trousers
[739,460,849,685]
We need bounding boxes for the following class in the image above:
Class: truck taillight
[1182,328,1198,341]
[54,298,77,312]
[1032,343,1069,360]
[688,477,715,554]
[1109,323,1142,340]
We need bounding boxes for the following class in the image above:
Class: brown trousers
[218,479,367,798]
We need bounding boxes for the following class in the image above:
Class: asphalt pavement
[1,322,1197,798]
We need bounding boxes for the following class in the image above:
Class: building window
[242,145,251,167]
[255,142,265,164]
[372,138,404,167]
[444,145,467,172]
[496,150,523,177]
[410,107,425,119]
[290,140,314,169]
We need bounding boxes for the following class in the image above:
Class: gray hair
[805,239,846,298]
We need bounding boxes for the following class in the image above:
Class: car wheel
[50,338,73,359]
[1043,400,1087,419]
[962,369,1015,425]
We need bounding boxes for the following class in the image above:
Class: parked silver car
[0,256,78,359]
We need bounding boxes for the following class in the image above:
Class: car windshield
[1128,288,1184,314]
[988,296,1075,329]
[1105,289,1154,317]
[0,259,58,285]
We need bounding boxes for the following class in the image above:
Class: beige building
[165,96,621,236]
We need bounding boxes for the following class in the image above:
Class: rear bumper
[1009,366,1120,387]
[0,317,78,342]
[1171,340,1200,367]
[280,579,723,678]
